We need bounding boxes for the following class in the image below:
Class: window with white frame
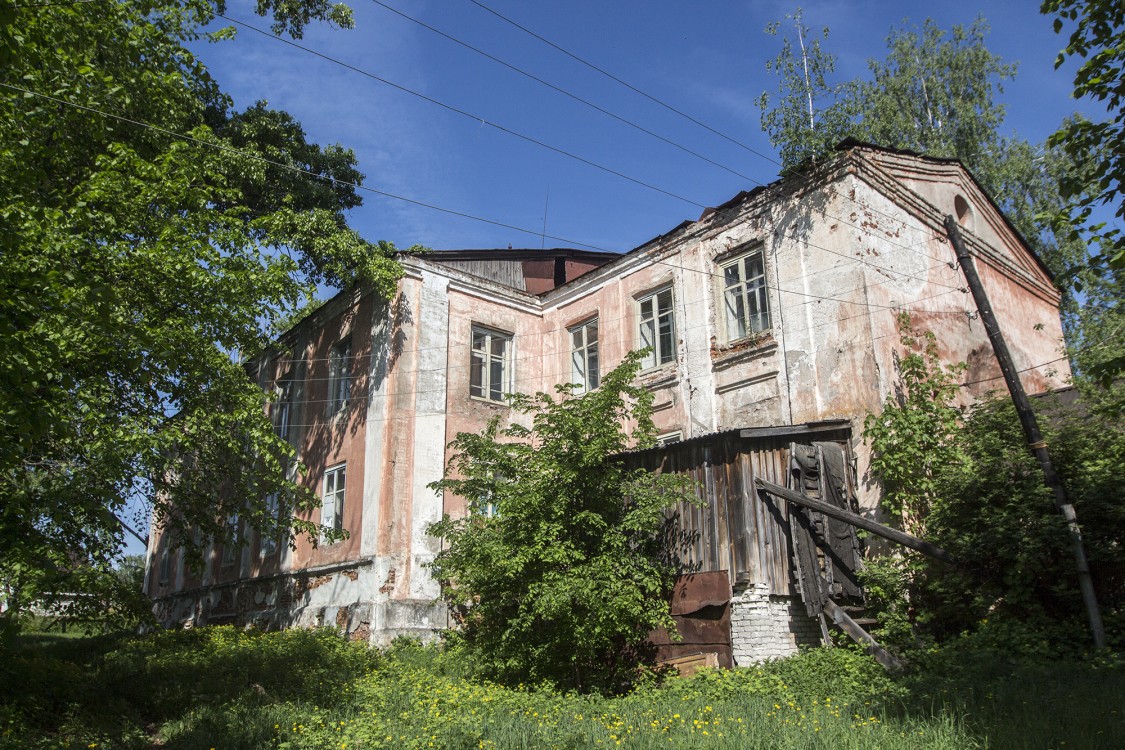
[275,378,294,442]
[261,461,294,557]
[260,492,280,557]
[720,248,770,341]
[637,286,676,369]
[327,339,351,415]
[569,318,600,393]
[321,463,346,535]
[655,431,683,447]
[470,326,513,402]
[476,470,504,518]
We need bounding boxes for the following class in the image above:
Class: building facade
[145,144,1069,662]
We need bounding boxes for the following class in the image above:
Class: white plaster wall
[408,273,449,600]
[360,297,392,559]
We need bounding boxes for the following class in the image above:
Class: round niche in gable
[954,194,975,229]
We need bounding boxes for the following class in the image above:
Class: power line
[5,79,967,295]
[366,1,961,268]
[466,0,780,167]
[364,0,766,185]
[259,279,969,373]
[220,14,706,209]
[461,0,960,268]
[259,288,972,397]
[0,81,615,252]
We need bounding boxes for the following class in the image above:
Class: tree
[759,16,1085,271]
[862,321,1125,649]
[759,12,1117,383]
[859,317,966,647]
[1041,0,1125,385]
[427,353,694,692]
[862,316,967,538]
[757,8,860,169]
[0,0,404,628]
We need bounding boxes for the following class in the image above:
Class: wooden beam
[755,478,957,564]
[823,599,904,672]
[946,216,1105,650]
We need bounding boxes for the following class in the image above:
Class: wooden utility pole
[945,216,1106,649]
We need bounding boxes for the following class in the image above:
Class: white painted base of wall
[729,582,821,665]
[151,559,448,645]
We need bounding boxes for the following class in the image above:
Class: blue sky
[195,0,1103,261]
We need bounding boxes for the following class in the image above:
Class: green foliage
[757,8,861,169]
[4,627,1124,750]
[1041,0,1125,385]
[860,317,965,647]
[427,352,695,692]
[757,14,1093,320]
[922,392,1125,644]
[0,0,404,627]
[0,625,375,749]
[863,315,966,536]
[859,18,1016,167]
[863,320,1125,648]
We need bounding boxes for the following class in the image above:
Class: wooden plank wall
[626,428,852,597]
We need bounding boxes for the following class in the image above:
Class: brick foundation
[729,582,821,665]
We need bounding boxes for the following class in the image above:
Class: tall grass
[1,626,1120,750]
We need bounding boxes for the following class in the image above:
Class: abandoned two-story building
[145,143,1069,665]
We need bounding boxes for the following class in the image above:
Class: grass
[0,625,1120,750]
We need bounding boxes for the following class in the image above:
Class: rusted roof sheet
[669,571,730,616]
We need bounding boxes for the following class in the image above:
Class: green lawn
[1,626,1119,750]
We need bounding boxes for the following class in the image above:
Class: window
[221,512,240,567]
[720,249,770,341]
[655,431,683,447]
[261,462,293,557]
[328,340,352,415]
[476,471,504,518]
[569,318,600,393]
[158,548,171,586]
[470,326,513,402]
[260,492,280,557]
[275,378,294,441]
[637,287,676,369]
[322,463,346,535]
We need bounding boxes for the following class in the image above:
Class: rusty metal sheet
[670,571,731,615]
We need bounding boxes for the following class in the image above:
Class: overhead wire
[220,14,706,209]
[257,305,1084,426]
[211,14,967,291]
[4,77,968,295]
[367,0,960,267]
[12,0,976,271]
[464,0,780,166]
[259,287,973,397]
[0,81,614,252]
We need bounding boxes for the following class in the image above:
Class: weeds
[1,626,1119,749]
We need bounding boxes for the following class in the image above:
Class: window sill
[711,333,777,371]
[469,394,510,407]
[638,364,678,391]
